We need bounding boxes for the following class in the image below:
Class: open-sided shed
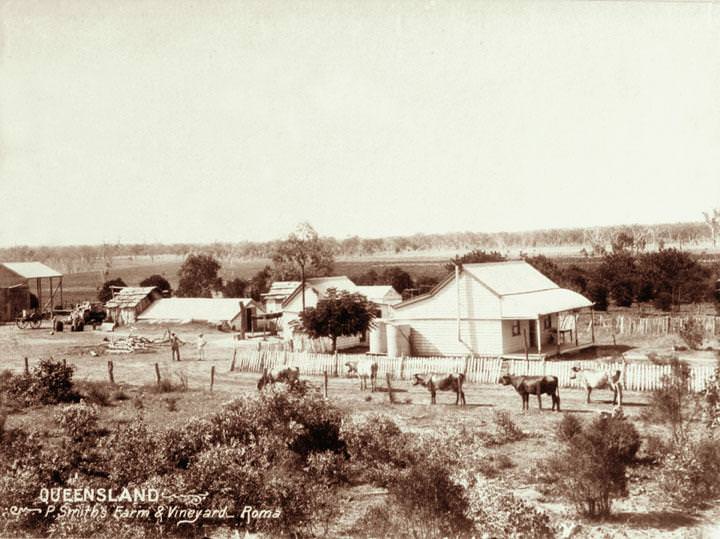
[0,262,63,322]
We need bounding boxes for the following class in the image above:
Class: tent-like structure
[138,298,264,332]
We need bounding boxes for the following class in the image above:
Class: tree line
[3,214,720,275]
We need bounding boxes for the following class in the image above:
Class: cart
[15,310,46,329]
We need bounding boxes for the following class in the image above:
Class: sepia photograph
[1,0,720,537]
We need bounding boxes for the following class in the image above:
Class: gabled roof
[1,262,62,279]
[138,297,261,323]
[105,287,158,308]
[262,281,301,299]
[393,261,592,317]
[356,285,402,304]
[281,276,357,307]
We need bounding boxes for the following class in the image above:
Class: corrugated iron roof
[105,287,158,308]
[463,261,558,296]
[356,285,402,305]
[2,262,63,279]
[501,288,592,319]
[262,281,301,298]
[281,276,357,307]
[138,298,262,323]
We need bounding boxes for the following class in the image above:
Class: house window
[511,320,521,336]
[543,316,552,329]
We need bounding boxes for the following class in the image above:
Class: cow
[499,374,561,412]
[412,373,466,405]
[570,360,626,406]
[345,360,379,392]
[257,366,301,391]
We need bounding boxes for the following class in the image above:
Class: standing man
[170,332,182,361]
[196,333,207,361]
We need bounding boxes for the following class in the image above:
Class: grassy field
[1,323,719,537]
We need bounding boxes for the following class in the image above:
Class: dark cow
[413,373,466,405]
[499,374,560,411]
[257,366,301,390]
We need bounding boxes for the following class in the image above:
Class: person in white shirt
[196,333,207,361]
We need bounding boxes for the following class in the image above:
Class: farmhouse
[0,262,63,322]
[374,261,593,358]
[105,286,163,326]
[138,297,263,333]
[356,285,403,317]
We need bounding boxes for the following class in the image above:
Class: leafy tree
[248,266,272,301]
[272,223,335,309]
[564,264,590,294]
[637,248,710,307]
[587,283,609,311]
[597,252,637,307]
[98,278,127,303]
[353,269,381,285]
[381,267,413,295]
[524,255,564,284]
[176,254,222,298]
[298,289,376,352]
[139,274,172,295]
[444,249,505,272]
[223,277,249,298]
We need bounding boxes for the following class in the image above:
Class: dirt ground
[2,322,720,538]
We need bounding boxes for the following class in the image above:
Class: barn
[0,262,63,322]
[138,297,263,333]
[104,286,163,326]
[374,261,594,358]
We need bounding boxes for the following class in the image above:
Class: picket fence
[581,313,720,338]
[232,349,716,393]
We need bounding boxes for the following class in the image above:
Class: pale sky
[1,0,719,247]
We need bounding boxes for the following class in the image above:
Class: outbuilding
[375,261,594,358]
[138,297,263,333]
[105,286,162,326]
[0,262,63,322]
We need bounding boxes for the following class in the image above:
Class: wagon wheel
[30,318,42,329]
[16,319,28,329]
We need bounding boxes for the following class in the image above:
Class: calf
[345,360,379,392]
[570,363,624,406]
[413,373,466,406]
[257,366,301,390]
[499,374,560,412]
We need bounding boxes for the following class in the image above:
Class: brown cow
[499,374,560,411]
[257,366,301,390]
[413,373,466,405]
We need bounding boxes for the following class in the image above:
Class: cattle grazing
[570,361,625,406]
[257,366,301,390]
[412,373,466,405]
[499,374,560,412]
[345,360,379,392]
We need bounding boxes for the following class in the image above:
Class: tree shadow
[606,510,700,530]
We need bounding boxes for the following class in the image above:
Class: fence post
[154,363,161,386]
[210,366,215,392]
[386,372,396,404]
[230,346,237,372]
[323,370,329,399]
[333,351,339,377]
[107,360,115,385]
[24,356,29,375]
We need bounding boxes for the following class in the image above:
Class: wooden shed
[0,262,63,322]
[105,286,162,326]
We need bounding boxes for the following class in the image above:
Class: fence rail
[232,349,717,393]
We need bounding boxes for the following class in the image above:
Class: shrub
[653,291,673,312]
[641,434,671,464]
[643,357,702,445]
[490,410,526,445]
[164,397,178,412]
[680,318,705,350]
[112,389,130,401]
[557,413,583,443]
[55,402,100,441]
[100,420,157,487]
[659,437,720,510]
[3,359,78,407]
[546,416,641,518]
[79,381,112,406]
